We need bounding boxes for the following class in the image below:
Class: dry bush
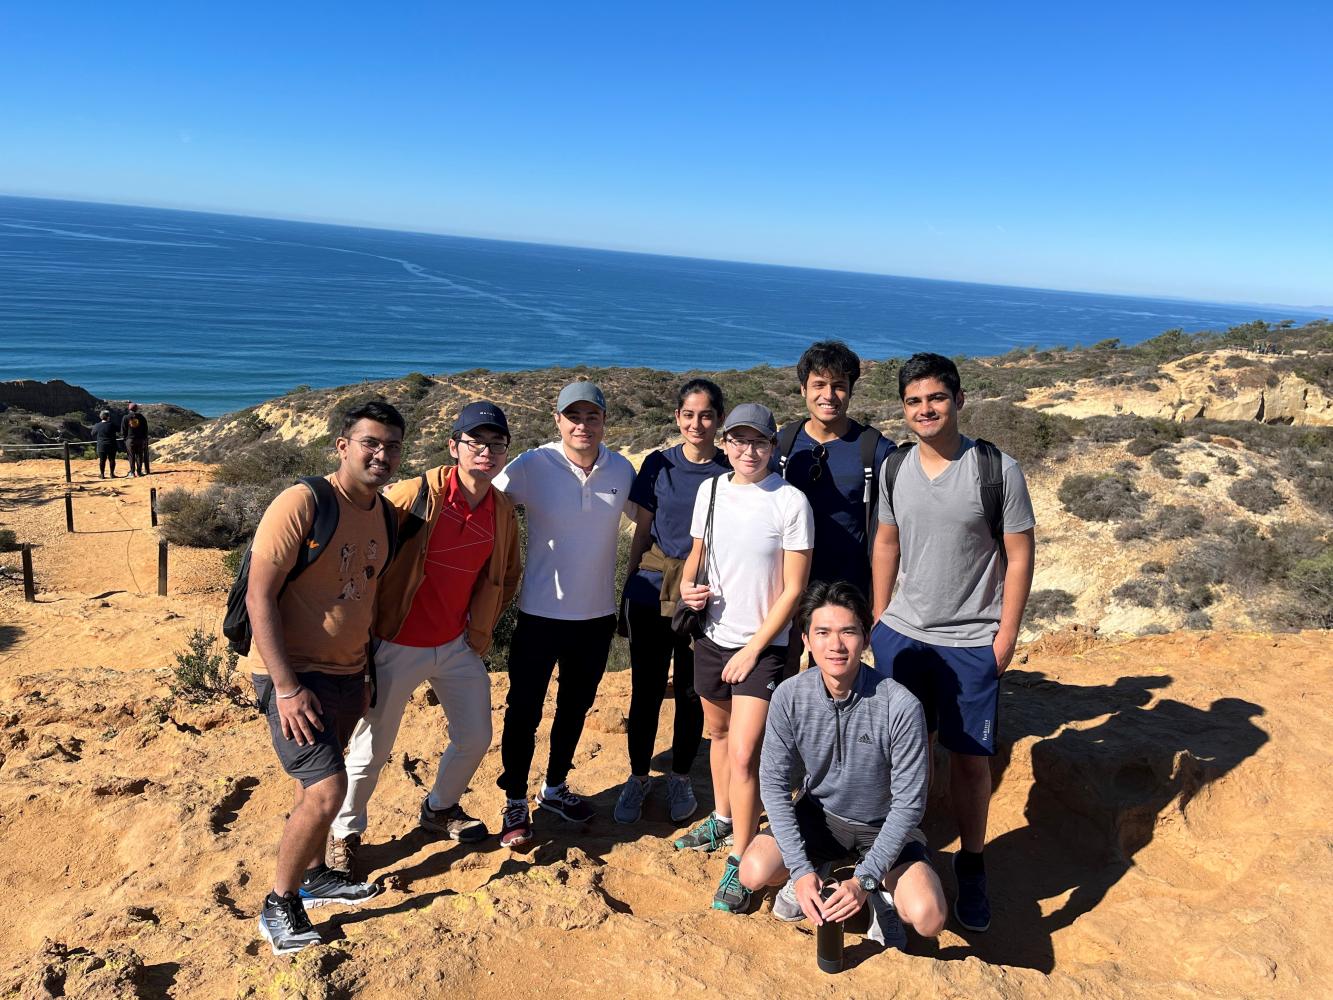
[1228,476,1285,514]
[1150,449,1182,479]
[1024,589,1075,623]
[157,485,266,549]
[1059,473,1147,521]
[1216,454,1241,475]
[1112,577,1163,607]
[1186,471,1210,487]
[958,399,1074,468]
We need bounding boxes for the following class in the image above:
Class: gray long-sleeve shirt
[759,663,928,884]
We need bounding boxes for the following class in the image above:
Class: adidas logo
[857,733,873,745]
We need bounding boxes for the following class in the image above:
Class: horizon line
[3,190,1328,316]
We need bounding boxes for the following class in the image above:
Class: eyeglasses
[808,443,827,483]
[456,436,509,456]
[725,436,773,453]
[348,437,403,457]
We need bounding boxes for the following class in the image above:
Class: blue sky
[2,2,1329,305]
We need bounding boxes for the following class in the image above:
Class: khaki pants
[332,634,491,838]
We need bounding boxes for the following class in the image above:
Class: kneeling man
[739,580,945,946]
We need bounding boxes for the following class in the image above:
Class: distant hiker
[869,352,1035,935]
[329,401,522,874]
[739,581,945,948]
[248,401,405,955]
[91,409,118,479]
[775,340,894,676]
[613,379,728,828]
[491,381,636,847]
[120,402,150,476]
[674,402,813,914]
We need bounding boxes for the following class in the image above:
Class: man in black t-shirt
[121,403,151,476]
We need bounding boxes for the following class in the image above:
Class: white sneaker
[772,878,804,922]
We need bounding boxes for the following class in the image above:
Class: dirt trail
[1,459,1330,998]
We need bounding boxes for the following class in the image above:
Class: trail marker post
[64,493,74,533]
[63,442,72,483]
[150,487,158,527]
[158,540,168,596]
[21,543,35,602]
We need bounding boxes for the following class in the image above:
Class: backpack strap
[857,424,884,540]
[377,494,399,575]
[290,476,340,582]
[776,422,802,479]
[877,442,915,527]
[973,439,1007,542]
[396,473,431,547]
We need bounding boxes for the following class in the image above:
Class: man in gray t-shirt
[869,352,1036,938]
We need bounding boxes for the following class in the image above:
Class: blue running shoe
[952,853,991,932]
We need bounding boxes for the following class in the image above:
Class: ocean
[0,196,1316,417]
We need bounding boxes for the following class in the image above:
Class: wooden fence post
[21,543,35,602]
[158,540,168,596]
[63,442,72,483]
[64,492,74,532]
[150,487,158,527]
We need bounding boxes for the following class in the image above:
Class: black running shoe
[257,892,322,955]
[535,782,594,823]
[299,864,380,908]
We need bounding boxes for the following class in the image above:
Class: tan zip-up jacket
[374,465,522,655]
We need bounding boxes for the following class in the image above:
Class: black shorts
[761,792,930,878]
[693,635,786,702]
[252,671,364,788]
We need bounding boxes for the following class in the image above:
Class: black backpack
[222,476,399,656]
[777,420,885,545]
[879,439,1007,542]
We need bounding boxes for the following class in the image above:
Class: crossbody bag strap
[699,473,720,587]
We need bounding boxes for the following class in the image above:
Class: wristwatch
[857,872,879,893]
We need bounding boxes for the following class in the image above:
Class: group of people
[89,402,152,478]
[240,341,1036,962]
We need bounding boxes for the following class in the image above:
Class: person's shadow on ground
[918,670,1267,972]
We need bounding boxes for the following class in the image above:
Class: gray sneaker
[673,811,734,852]
[298,864,380,908]
[772,878,804,922]
[614,776,651,824]
[666,774,698,823]
[257,892,322,955]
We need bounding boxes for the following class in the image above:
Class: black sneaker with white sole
[257,892,322,955]
[535,782,594,823]
[298,864,380,907]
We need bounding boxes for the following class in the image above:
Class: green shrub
[213,439,332,488]
[1025,589,1075,623]
[157,485,265,549]
[1282,551,1333,628]
[222,545,246,578]
[1059,473,1146,521]
[1228,476,1285,514]
[171,628,240,703]
[959,399,1074,468]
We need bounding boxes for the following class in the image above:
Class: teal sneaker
[673,811,734,852]
[711,855,750,913]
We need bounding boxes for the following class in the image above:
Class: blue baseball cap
[452,400,510,438]
[557,380,606,413]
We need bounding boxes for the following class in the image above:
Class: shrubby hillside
[147,318,1333,647]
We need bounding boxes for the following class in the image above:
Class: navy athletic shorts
[868,623,1000,756]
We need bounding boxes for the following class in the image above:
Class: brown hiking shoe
[326,832,360,877]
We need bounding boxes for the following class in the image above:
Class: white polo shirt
[493,441,636,621]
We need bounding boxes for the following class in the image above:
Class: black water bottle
[816,878,844,974]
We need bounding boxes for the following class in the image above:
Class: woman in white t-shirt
[674,402,813,914]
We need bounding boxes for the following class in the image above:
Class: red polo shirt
[393,468,497,648]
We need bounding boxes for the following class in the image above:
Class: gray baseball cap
[557,380,606,413]
[722,402,777,437]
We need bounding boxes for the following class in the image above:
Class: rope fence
[1,443,170,600]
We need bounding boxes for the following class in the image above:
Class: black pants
[626,600,704,776]
[97,447,116,477]
[497,611,616,799]
[126,439,150,475]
